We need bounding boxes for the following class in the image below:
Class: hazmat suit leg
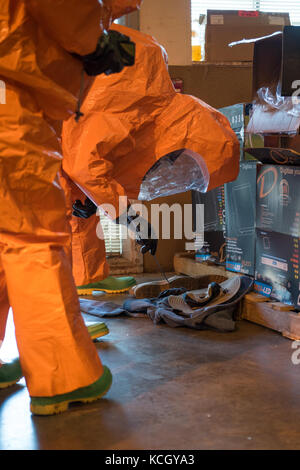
[71,214,109,287]
[0,83,103,397]
[0,258,10,345]
[59,172,109,287]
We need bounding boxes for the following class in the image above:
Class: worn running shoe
[77,276,136,295]
[129,275,213,299]
[30,366,112,415]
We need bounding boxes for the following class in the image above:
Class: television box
[205,10,290,63]
[225,162,260,275]
[255,229,299,308]
[256,165,300,237]
[192,186,226,264]
[220,103,263,161]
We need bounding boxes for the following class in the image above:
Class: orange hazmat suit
[62,25,240,286]
[0,0,141,397]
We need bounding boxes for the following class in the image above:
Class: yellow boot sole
[30,386,111,416]
[30,367,112,416]
[0,379,20,389]
[78,287,132,296]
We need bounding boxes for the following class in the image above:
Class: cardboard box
[255,229,299,307]
[192,186,226,264]
[225,162,260,275]
[248,26,300,98]
[169,63,253,110]
[220,103,263,161]
[242,27,300,165]
[255,164,300,308]
[205,10,290,63]
[256,165,300,237]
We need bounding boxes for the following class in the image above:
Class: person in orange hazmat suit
[61,24,240,295]
[0,0,142,415]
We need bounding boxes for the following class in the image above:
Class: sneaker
[0,358,23,389]
[30,366,112,415]
[87,322,109,340]
[77,276,136,295]
[129,275,216,299]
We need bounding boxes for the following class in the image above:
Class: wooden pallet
[173,252,236,279]
[242,292,300,341]
[173,252,300,341]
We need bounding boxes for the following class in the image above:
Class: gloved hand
[135,220,158,256]
[115,206,158,256]
[78,30,136,77]
[72,198,97,219]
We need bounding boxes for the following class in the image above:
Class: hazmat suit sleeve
[26,0,142,56]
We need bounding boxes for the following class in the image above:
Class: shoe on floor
[30,365,112,416]
[0,358,23,389]
[77,276,136,295]
[87,322,109,340]
[129,275,227,299]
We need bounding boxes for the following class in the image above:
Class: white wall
[139,0,192,65]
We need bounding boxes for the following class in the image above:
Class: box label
[254,281,272,297]
[239,11,259,17]
[210,15,224,25]
[226,261,242,273]
[269,16,285,26]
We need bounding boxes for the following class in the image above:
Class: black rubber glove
[135,220,158,256]
[77,30,135,77]
[115,206,158,256]
[72,198,97,219]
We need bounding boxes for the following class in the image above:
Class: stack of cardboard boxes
[193,25,300,309]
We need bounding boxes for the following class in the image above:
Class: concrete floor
[1,275,300,450]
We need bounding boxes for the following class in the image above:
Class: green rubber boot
[77,276,136,295]
[0,358,23,389]
[30,366,112,415]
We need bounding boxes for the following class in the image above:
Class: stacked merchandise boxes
[219,104,262,276]
[191,26,300,308]
[227,26,300,308]
[220,104,262,276]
